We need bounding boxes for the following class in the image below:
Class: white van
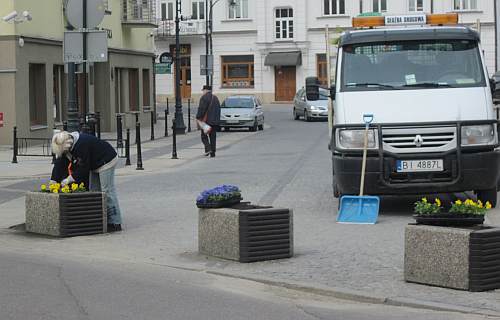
[328,14,500,206]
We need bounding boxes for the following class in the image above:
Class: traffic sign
[155,63,171,74]
[63,30,108,63]
[65,0,106,29]
[200,54,213,76]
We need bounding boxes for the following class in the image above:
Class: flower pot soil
[413,214,484,227]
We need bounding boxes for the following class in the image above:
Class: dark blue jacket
[196,92,221,126]
[51,133,117,183]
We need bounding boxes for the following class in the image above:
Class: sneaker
[204,151,210,156]
[107,224,122,232]
[210,153,215,158]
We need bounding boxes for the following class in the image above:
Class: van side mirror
[305,77,320,101]
[329,84,336,100]
[492,72,500,103]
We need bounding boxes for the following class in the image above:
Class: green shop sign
[155,63,171,74]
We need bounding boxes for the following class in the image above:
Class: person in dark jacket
[51,131,123,232]
[196,85,221,157]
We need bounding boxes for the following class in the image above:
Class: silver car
[293,87,329,121]
[220,96,264,132]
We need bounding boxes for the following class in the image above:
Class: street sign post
[200,54,213,76]
[65,0,105,29]
[63,30,108,63]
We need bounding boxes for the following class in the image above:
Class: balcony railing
[122,0,157,27]
[154,20,207,38]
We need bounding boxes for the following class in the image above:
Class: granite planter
[198,206,293,263]
[405,224,500,292]
[25,191,107,237]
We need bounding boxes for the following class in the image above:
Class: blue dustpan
[337,195,380,224]
[337,114,380,224]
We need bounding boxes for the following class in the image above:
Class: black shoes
[204,151,210,156]
[107,224,122,232]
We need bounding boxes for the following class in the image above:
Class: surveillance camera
[22,11,32,21]
[149,31,154,37]
[2,11,18,22]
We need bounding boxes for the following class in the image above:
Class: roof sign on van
[385,14,426,26]
[352,13,458,28]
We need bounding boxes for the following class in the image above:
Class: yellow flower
[41,184,47,191]
[455,199,462,205]
[71,183,78,191]
[52,189,59,194]
[486,202,492,209]
[435,198,441,206]
[422,197,428,203]
[478,200,483,208]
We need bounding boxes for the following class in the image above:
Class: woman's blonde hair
[51,131,74,158]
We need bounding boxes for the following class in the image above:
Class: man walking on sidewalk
[196,85,221,158]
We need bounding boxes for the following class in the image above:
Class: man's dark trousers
[201,126,218,156]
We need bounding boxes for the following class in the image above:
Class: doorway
[170,44,192,100]
[275,66,296,101]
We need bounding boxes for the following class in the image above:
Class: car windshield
[318,88,329,100]
[341,39,486,91]
[222,97,254,108]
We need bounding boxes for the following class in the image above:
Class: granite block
[25,192,107,237]
[199,208,240,261]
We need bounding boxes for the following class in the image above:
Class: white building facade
[155,0,497,104]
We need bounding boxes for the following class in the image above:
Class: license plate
[226,120,239,124]
[396,159,444,172]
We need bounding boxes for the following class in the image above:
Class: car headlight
[338,129,377,149]
[310,106,319,111]
[461,125,496,146]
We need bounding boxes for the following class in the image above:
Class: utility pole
[81,0,90,133]
[205,1,210,86]
[209,0,214,88]
[174,0,186,136]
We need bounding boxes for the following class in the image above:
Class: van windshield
[341,39,486,91]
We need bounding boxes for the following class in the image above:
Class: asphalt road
[1,104,500,317]
[0,251,493,320]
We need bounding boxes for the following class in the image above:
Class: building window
[454,0,477,10]
[29,64,47,127]
[373,0,387,12]
[324,0,345,15]
[161,2,174,20]
[191,1,205,20]
[129,69,139,112]
[53,65,67,123]
[409,0,423,11]
[221,55,254,88]
[275,8,293,40]
[142,69,151,107]
[229,0,248,19]
[317,54,328,86]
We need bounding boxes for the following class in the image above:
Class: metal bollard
[164,109,169,137]
[116,114,123,149]
[150,110,155,141]
[134,112,139,123]
[63,121,68,131]
[172,117,178,159]
[188,99,192,133]
[136,122,144,170]
[125,129,131,166]
[96,111,101,139]
[12,126,18,163]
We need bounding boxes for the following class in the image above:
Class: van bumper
[333,151,500,195]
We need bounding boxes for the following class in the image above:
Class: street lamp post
[174,0,186,138]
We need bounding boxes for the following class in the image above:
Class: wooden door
[174,57,192,99]
[275,66,296,101]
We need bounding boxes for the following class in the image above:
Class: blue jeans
[89,166,122,225]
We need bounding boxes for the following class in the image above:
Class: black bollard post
[125,129,131,166]
[150,110,155,141]
[63,121,68,131]
[12,126,18,163]
[188,99,191,133]
[136,122,144,170]
[96,111,101,139]
[116,114,123,149]
[134,112,139,123]
[172,117,178,159]
[164,109,169,137]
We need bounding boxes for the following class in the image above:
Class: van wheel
[476,188,497,208]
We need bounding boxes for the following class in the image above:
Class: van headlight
[461,125,496,146]
[338,129,377,149]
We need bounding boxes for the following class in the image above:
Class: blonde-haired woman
[51,131,123,232]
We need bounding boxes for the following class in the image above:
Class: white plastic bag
[197,120,212,134]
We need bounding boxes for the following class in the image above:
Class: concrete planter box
[25,192,107,237]
[198,207,293,263]
[405,224,500,292]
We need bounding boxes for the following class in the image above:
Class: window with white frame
[373,0,387,12]
[229,0,249,19]
[409,0,423,11]
[161,1,174,20]
[324,0,345,15]
[191,1,205,20]
[275,8,293,40]
[453,0,477,10]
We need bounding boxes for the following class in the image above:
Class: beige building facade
[0,0,157,145]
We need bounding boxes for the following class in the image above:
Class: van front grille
[382,126,457,153]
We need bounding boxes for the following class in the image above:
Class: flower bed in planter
[196,185,242,209]
[25,183,107,237]
[413,197,490,227]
